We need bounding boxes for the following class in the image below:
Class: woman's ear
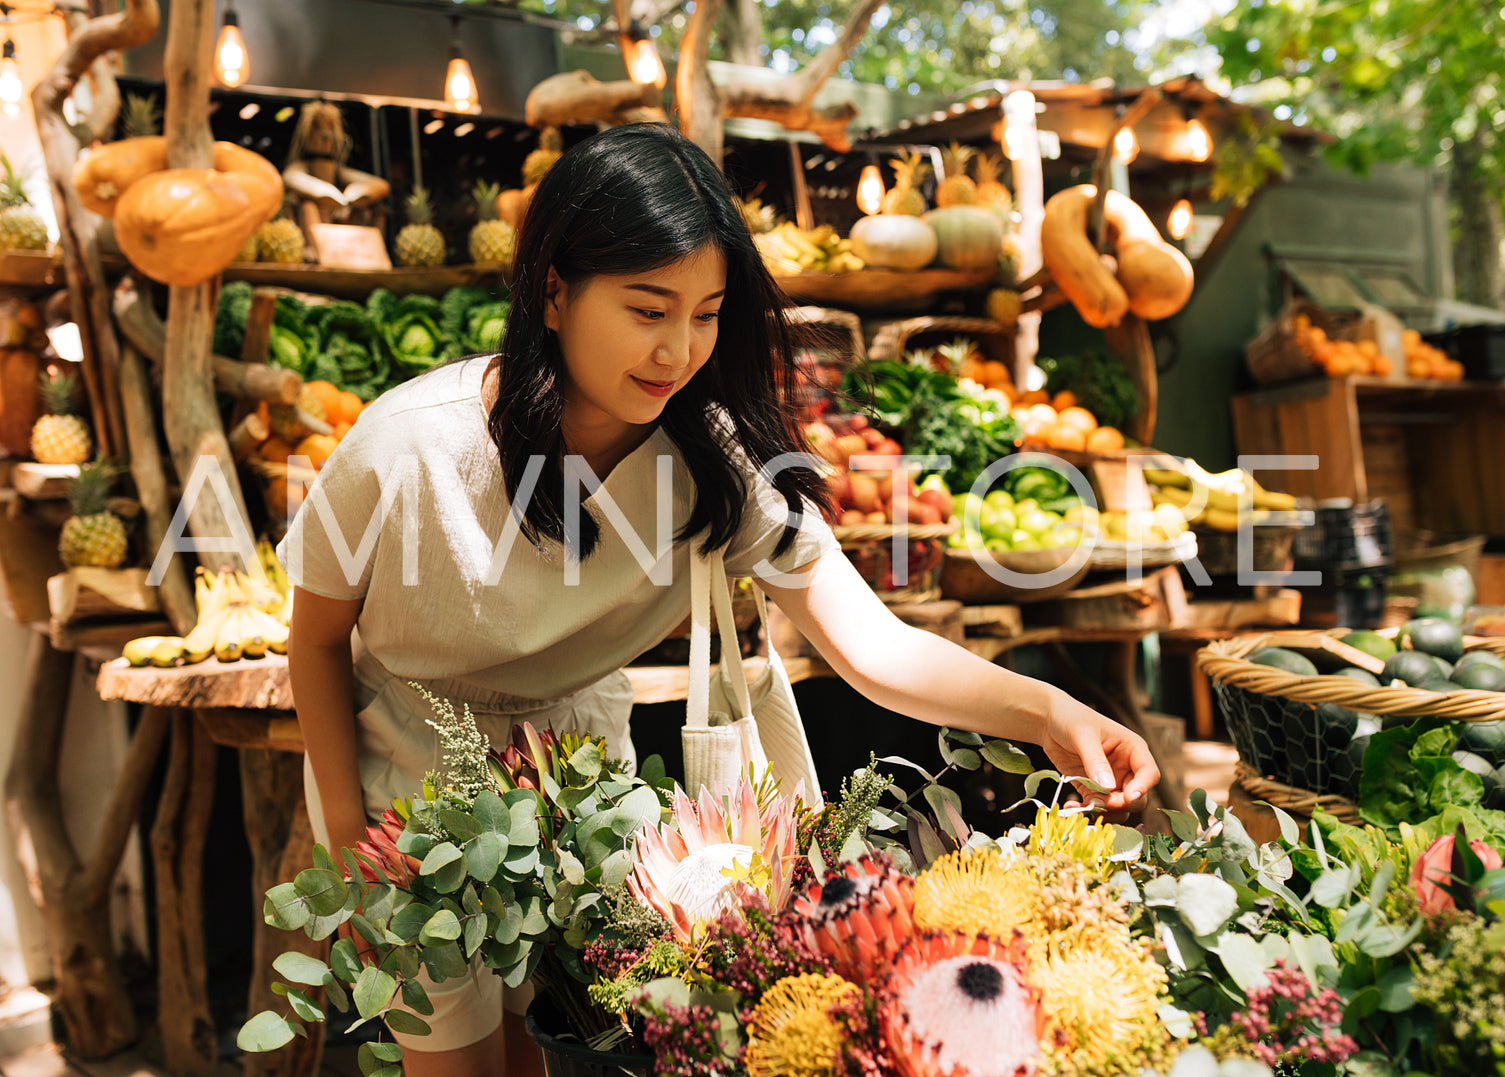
[543,267,565,331]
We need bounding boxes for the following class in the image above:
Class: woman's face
[545,243,726,439]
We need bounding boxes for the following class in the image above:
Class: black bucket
[524,998,653,1077]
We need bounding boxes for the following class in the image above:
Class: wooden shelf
[218,261,510,300]
[0,250,65,291]
[774,268,994,310]
[11,462,80,500]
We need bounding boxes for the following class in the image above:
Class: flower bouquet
[241,690,1505,1077]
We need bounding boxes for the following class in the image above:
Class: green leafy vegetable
[368,289,454,375]
[1038,351,1138,433]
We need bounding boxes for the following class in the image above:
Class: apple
[848,413,870,432]
[1010,528,1039,550]
[984,489,1015,511]
[873,437,903,456]
[985,536,1012,552]
[826,469,853,507]
[1018,509,1056,536]
[910,501,942,526]
[839,509,867,526]
[849,473,882,514]
[861,427,884,449]
[865,511,887,524]
[979,504,1016,538]
[916,486,954,520]
[834,434,868,464]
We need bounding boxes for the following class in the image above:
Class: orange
[294,433,340,470]
[1051,389,1078,411]
[1019,388,1051,406]
[257,436,296,463]
[1372,355,1394,377]
[983,360,1012,387]
[960,358,987,383]
[1056,405,1098,433]
[1043,422,1087,451]
[263,477,306,519]
[1027,403,1059,430]
[304,380,343,419]
[331,420,353,441]
[1085,425,1125,454]
[336,390,364,425]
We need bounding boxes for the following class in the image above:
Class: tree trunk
[722,0,765,66]
[1452,129,1502,308]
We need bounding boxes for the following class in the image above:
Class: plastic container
[526,998,652,1077]
[1291,499,1391,573]
[1299,566,1389,629]
[1426,324,1505,381]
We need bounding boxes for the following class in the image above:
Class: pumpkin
[0,346,42,457]
[74,138,281,220]
[922,206,1004,271]
[1041,185,1195,327]
[848,214,938,270]
[496,187,528,229]
[113,145,283,288]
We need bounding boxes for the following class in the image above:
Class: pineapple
[986,288,1022,328]
[880,151,929,216]
[737,197,779,235]
[468,181,516,265]
[269,387,328,444]
[394,187,445,267]
[973,152,1013,216]
[522,127,562,188]
[0,155,49,253]
[59,460,128,568]
[121,93,162,138]
[255,212,307,264]
[934,142,978,208]
[31,370,92,465]
[234,232,260,262]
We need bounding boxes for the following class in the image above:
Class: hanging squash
[99,142,283,288]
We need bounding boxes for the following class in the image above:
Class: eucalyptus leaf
[600,849,633,888]
[924,785,964,836]
[1376,965,1418,1011]
[238,1010,299,1052]
[464,912,486,957]
[438,809,482,843]
[330,938,362,984]
[464,832,505,884]
[432,856,467,894]
[423,940,468,981]
[1214,930,1272,994]
[419,842,463,876]
[1312,865,1360,908]
[390,902,431,941]
[401,978,435,1016]
[979,740,1034,775]
[385,1011,432,1037]
[264,882,311,931]
[567,742,603,779]
[1023,769,1061,800]
[272,984,323,1023]
[1142,875,1180,907]
[418,909,462,945]
[352,966,396,1020]
[559,849,586,886]
[273,952,332,986]
[472,790,508,834]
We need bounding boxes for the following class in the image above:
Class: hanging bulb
[856,163,885,215]
[444,18,480,114]
[1,39,22,118]
[214,8,248,89]
[624,31,667,88]
[1186,117,1212,162]
[1113,125,1138,164]
[1168,198,1193,240]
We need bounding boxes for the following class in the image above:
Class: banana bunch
[753,223,865,276]
[123,541,294,668]
[1145,459,1298,533]
[1096,506,1189,543]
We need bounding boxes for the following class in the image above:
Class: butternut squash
[113,147,283,287]
[1040,185,1194,326]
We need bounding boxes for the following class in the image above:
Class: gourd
[0,346,42,456]
[922,206,1004,271]
[1040,185,1194,327]
[76,138,283,288]
[848,214,938,270]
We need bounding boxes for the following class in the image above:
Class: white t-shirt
[278,356,837,699]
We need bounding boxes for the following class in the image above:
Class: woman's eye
[633,308,665,320]
[698,311,721,323]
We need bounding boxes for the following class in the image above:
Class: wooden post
[159,0,256,576]
[1,632,152,1058]
[239,748,328,1077]
[32,0,161,460]
[1005,90,1045,381]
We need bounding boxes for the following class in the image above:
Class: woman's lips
[631,375,676,397]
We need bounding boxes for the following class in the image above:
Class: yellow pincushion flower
[912,847,1037,936]
[1030,928,1170,1076]
[744,973,862,1077]
[1027,806,1123,876]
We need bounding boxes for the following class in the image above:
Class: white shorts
[303,644,635,1051]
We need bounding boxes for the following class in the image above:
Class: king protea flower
[627,779,803,942]
[793,854,916,981]
[879,931,1044,1077]
[352,806,422,886]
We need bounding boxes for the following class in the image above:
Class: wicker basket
[1199,630,1505,799]
[939,545,1090,604]
[867,315,1015,372]
[1245,298,1359,386]
[832,521,955,604]
[1190,524,1299,577]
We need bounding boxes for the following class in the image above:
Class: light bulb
[1113,125,1138,164]
[856,163,885,215]
[445,56,479,114]
[0,41,22,118]
[625,38,667,88]
[1168,198,1193,240]
[1186,118,1212,162]
[214,13,248,89]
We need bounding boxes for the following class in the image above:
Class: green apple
[958,492,986,527]
[1010,529,1039,550]
[985,536,1012,552]
[1017,509,1055,536]
[964,530,989,550]
[1055,525,1084,547]
[918,474,951,495]
[979,504,1016,538]
[984,490,1015,511]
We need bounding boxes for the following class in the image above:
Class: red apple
[849,473,882,514]
[873,437,903,456]
[917,487,954,520]
[910,501,942,526]
[839,509,867,526]
[835,433,868,465]
[861,428,884,449]
[848,414,869,432]
[825,469,853,507]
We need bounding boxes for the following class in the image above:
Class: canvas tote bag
[684,545,823,806]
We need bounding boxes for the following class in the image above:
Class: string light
[213,3,248,89]
[623,21,667,88]
[1186,117,1212,162]
[0,37,20,118]
[1113,124,1138,164]
[1168,198,1193,240]
[444,16,479,114]
[856,162,885,215]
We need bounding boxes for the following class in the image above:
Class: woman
[282,123,1158,1077]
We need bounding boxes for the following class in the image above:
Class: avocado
[1341,630,1397,661]
[1458,719,1505,765]
[1333,667,1381,687]
[1397,617,1465,663]
[1382,649,1445,688]
[1414,676,1459,694]
[1450,664,1505,692]
[1316,702,1360,748]
[1456,650,1505,674]
[1431,656,1456,680]
[1248,647,1319,677]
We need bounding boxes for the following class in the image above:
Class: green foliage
[1037,351,1138,433]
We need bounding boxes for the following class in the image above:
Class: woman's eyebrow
[624,283,726,303]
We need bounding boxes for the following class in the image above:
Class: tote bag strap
[686,542,713,730]
[708,548,756,721]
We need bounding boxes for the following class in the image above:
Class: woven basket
[832,521,955,604]
[939,545,1090,604]
[788,306,865,365]
[1232,761,1363,827]
[1245,298,1358,386]
[1191,524,1299,577]
[867,315,1015,371]
[1200,630,1505,799]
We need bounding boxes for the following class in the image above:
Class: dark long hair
[489,123,830,560]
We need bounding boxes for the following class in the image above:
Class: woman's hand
[1037,692,1160,817]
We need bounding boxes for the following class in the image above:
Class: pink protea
[351,807,422,886]
[792,854,916,982]
[879,931,1044,1077]
[1410,832,1504,915]
[626,778,803,943]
